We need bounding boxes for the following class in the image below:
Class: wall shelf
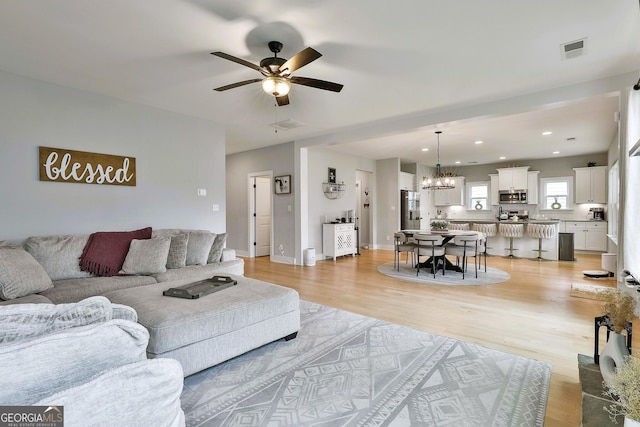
[322,182,345,199]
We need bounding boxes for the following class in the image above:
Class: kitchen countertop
[447,219,561,224]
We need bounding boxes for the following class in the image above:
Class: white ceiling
[0,1,638,166]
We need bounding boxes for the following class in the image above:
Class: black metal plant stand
[594,314,633,365]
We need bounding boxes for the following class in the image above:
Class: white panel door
[255,177,271,257]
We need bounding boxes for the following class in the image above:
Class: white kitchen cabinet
[564,221,608,251]
[490,174,499,205]
[574,166,607,203]
[433,177,465,206]
[527,171,539,205]
[400,172,415,191]
[323,223,356,260]
[497,167,529,191]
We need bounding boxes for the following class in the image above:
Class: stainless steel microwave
[499,190,527,204]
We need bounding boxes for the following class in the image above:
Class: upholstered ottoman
[103,276,299,376]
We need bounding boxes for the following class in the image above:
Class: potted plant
[598,289,638,385]
[430,220,448,231]
[603,355,640,426]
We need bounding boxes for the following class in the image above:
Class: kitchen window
[467,182,489,210]
[541,177,573,210]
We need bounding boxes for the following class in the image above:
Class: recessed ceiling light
[542,131,553,136]
[421,148,429,152]
[553,151,560,154]
[475,140,483,144]
[455,161,461,164]
[499,156,506,160]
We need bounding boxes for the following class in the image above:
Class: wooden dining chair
[414,233,445,278]
[445,234,479,279]
[393,232,416,271]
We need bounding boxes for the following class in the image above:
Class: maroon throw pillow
[79,227,152,277]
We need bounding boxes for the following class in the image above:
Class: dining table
[401,229,485,273]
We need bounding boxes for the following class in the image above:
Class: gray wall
[0,71,226,242]
[624,90,640,279]
[225,142,295,257]
[376,158,401,249]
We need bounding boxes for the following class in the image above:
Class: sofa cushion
[23,234,91,281]
[36,359,185,427]
[0,294,52,306]
[185,232,215,266]
[0,248,53,300]
[207,232,227,263]
[39,275,157,304]
[120,237,171,275]
[151,260,245,284]
[0,296,127,344]
[0,319,149,405]
[166,233,188,269]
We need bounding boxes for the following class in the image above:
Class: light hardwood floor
[242,248,622,427]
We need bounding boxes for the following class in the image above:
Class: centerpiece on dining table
[430,220,449,233]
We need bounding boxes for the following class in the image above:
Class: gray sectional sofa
[0,228,244,305]
[0,227,301,425]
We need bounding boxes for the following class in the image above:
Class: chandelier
[422,131,456,190]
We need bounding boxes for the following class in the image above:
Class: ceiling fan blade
[211,52,262,72]
[278,47,322,75]
[275,95,290,106]
[214,79,262,91]
[290,76,343,92]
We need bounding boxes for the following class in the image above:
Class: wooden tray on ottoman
[163,276,237,299]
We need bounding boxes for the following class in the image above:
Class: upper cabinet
[434,177,465,206]
[527,171,540,205]
[489,174,499,205]
[400,172,415,191]
[497,167,529,191]
[574,166,607,204]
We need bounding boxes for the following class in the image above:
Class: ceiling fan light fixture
[262,76,291,97]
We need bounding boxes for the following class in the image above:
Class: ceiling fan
[211,41,343,106]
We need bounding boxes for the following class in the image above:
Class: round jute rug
[377,261,510,286]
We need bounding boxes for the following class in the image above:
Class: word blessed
[39,147,136,186]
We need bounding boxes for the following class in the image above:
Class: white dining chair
[393,232,416,271]
[445,234,479,279]
[414,233,445,278]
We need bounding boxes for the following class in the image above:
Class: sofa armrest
[221,248,236,262]
[37,358,185,427]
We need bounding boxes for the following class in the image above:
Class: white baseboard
[234,249,249,257]
[271,255,297,265]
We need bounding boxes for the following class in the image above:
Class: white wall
[307,147,375,257]
[0,71,226,242]
[225,142,295,259]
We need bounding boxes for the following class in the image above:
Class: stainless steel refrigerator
[400,190,421,230]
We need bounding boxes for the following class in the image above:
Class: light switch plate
[197,188,207,196]
[212,204,219,212]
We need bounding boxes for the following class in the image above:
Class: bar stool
[499,223,524,259]
[448,223,470,231]
[472,223,496,257]
[527,223,555,261]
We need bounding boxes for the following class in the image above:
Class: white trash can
[602,253,617,275]
[304,248,316,266]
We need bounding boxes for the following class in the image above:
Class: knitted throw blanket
[79,227,152,277]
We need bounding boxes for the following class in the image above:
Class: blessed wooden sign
[39,147,136,186]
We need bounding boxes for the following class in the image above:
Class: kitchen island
[448,219,561,260]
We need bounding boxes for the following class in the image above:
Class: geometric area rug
[181,300,550,426]
[377,261,511,286]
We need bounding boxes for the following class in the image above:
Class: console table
[323,223,356,261]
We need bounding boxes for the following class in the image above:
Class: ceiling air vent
[566,137,576,142]
[270,119,305,131]
[561,38,587,60]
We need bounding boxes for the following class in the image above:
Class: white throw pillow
[166,233,188,269]
[120,237,171,275]
[0,248,53,300]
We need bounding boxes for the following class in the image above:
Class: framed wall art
[328,167,336,184]
[274,175,291,194]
